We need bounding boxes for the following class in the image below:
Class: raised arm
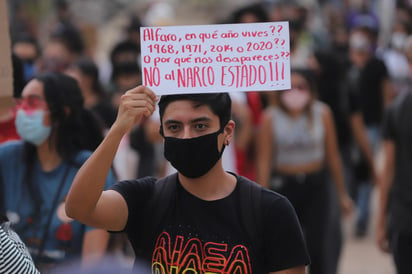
[65,86,158,231]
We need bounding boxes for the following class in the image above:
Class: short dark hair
[158,93,232,136]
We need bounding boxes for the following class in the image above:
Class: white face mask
[281,89,310,112]
[391,33,407,50]
[15,109,51,146]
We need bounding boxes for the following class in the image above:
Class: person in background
[0,213,40,274]
[12,34,41,83]
[347,25,392,237]
[378,19,411,98]
[377,34,412,274]
[65,57,117,130]
[65,86,310,273]
[256,69,353,274]
[0,72,115,272]
[38,19,85,74]
[227,2,269,179]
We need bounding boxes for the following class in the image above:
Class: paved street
[338,188,396,274]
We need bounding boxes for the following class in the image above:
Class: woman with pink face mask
[256,69,353,274]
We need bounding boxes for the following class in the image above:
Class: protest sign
[140,21,290,95]
[0,0,14,108]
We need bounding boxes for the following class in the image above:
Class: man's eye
[194,124,208,130]
[167,125,180,132]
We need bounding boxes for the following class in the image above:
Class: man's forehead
[163,100,216,120]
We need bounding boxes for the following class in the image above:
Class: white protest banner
[0,0,14,107]
[140,22,290,95]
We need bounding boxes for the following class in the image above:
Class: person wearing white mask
[256,69,353,274]
[379,19,411,98]
[0,72,116,272]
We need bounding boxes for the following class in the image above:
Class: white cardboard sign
[140,22,290,95]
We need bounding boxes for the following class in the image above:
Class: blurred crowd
[1,0,412,273]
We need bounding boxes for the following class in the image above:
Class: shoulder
[316,101,333,122]
[0,141,24,164]
[236,174,286,206]
[73,150,93,164]
[0,140,24,155]
[110,176,158,199]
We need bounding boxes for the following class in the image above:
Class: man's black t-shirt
[358,57,389,126]
[382,92,412,232]
[111,174,310,273]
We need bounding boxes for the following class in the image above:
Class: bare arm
[322,103,353,216]
[350,111,377,183]
[382,77,395,108]
[376,140,395,252]
[65,86,158,231]
[256,111,274,188]
[270,265,307,274]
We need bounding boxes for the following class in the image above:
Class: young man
[65,85,310,273]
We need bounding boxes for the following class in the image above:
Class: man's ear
[223,120,235,145]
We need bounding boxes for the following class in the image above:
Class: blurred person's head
[55,0,72,22]
[125,15,143,48]
[287,3,309,34]
[110,40,140,66]
[39,21,85,73]
[40,38,75,73]
[230,3,269,23]
[276,69,317,116]
[389,19,410,51]
[349,26,373,67]
[110,62,141,108]
[15,72,103,158]
[12,35,41,82]
[65,57,106,106]
[111,61,141,91]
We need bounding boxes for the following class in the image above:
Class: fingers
[121,86,158,117]
[128,85,159,104]
[113,86,159,134]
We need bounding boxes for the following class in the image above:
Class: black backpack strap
[150,173,178,230]
[237,174,263,256]
[139,173,178,254]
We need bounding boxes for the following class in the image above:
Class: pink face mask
[281,89,310,112]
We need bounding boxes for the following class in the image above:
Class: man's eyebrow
[190,117,212,123]
[164,117,212,125]
[164,119,182,125]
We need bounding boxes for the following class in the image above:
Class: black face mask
[163,128,225,178]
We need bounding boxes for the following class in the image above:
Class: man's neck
[178,164,237,201]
